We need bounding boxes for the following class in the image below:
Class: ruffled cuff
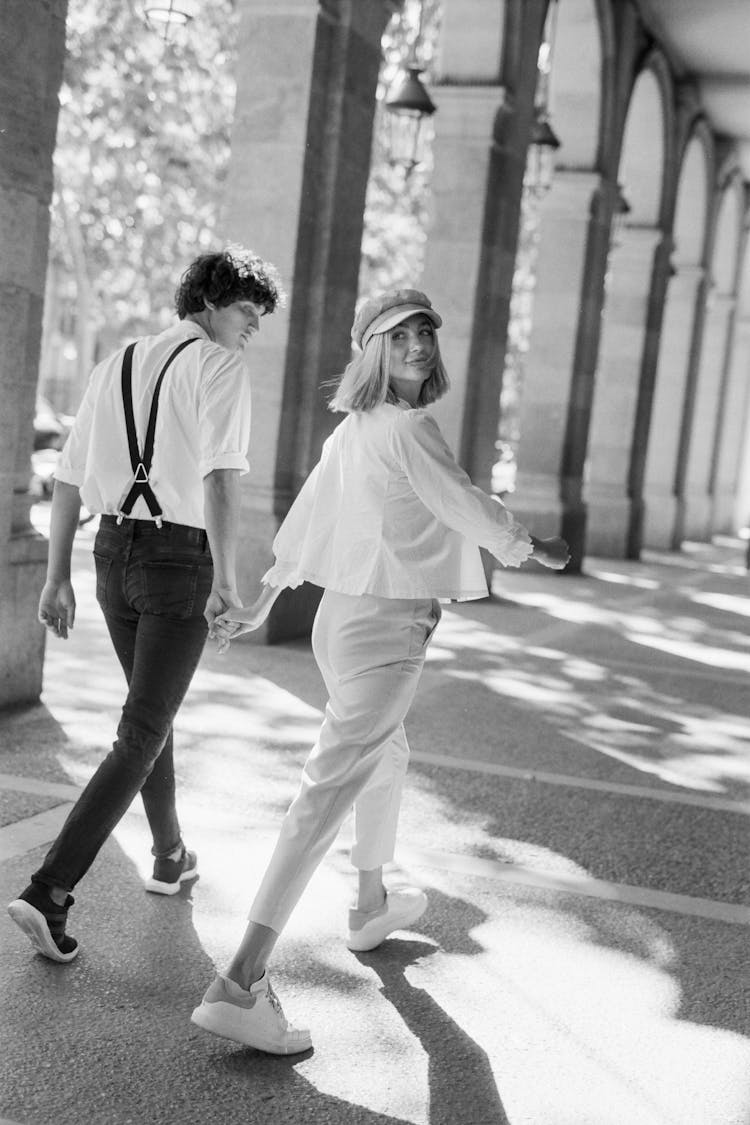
[492,523,534,568]
[261,560,304,589]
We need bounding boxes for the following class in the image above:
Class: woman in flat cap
[191,288,569,1054]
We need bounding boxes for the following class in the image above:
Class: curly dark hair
[175,246,286,318]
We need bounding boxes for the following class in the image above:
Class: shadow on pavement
[354,938,509,1125]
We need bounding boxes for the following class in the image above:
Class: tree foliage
[49,0,237,389]
[46,0,442,405]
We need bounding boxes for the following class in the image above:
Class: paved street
[1,510,749,1125]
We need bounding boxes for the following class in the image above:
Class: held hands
[531,535,571,570]
[38,579,76,639]
[212,597,270,654]
[204,585,242,629]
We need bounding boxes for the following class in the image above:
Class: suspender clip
[116,513,124,525]
[155,516,163,529]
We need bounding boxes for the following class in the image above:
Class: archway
[508,0,604,537]
[583,61,669,556]
[680,169,744,541]
[641,125,711,549]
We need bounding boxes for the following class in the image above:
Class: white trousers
[248,589,441,933]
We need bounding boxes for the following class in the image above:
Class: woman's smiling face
[386,313,437,404]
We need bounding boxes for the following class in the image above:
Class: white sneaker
[191,972,312,1055]
[347,887,428,952]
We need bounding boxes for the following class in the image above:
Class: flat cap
[351,289,442,350]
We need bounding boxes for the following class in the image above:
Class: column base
[0,530,48,707]
[679,494,712,543]
[710,488,737,537]
[583,492,632,558]
[641,491,679,551]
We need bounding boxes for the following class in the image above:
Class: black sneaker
[145,845,198,896]
[7,884,79,963]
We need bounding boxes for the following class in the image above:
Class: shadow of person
[211,1050,418,1125]
[354,939,511,1125]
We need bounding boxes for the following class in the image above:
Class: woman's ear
[204,299,216,311]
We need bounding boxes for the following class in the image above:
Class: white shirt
[263,402,533,600]
[55,320,252,529]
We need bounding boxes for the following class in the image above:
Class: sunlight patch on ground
[432,610,750,794]
[688,591,750,618]
[626,631,750,674]
[587,569,661,590]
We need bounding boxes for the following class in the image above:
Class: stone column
[680,290,735,541]
[511,171,600,535]
[0,0,68,706]
[221,0,390,640]
[451,0,546,493]
[584,226,662,557]
[710,315,750,533]
[422,0,508,458]
[641,265,705,549]
[423,86,509,457]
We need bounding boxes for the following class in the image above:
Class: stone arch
[729,230,750,529]
[618,61,669,224]
[641,121,713,549]
[509,0,607,541]
[583,54,670,556]
[549,0,604,170]
[705,171,748,533]
[680,165,745,540]
[711,169,744,295]
[673,121,713,268]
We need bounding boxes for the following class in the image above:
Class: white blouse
[264,402,533,601]
[55,320,252,529]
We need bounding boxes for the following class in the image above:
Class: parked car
[29,447,59,499]
[33,395,74,452]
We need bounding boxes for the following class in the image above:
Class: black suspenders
[117,337,200,527]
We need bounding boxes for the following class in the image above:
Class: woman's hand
[211,585,283,653]
[530,535,570,570]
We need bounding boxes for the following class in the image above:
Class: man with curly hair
[8,247,285,964]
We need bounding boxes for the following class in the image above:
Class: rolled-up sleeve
[54,368,100,488]
[391,410,533,567]
[198,349,252,476]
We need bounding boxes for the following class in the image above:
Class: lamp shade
[385,65,436,172]
[525,112,561,195]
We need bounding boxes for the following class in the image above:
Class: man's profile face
[208,300,263,352]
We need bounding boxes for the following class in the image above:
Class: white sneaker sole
[145,861,198,896]
[190,1001,312,1055]
[347,891,428,952]
[7,900,78,963]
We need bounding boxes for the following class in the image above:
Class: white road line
[400,845,750,927]
[3,795,748,929]
[410,750,750,816]
[0,804,74,862]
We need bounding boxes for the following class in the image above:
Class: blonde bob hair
[329,328,450,414]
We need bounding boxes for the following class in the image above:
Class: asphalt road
[1,510,749,1125]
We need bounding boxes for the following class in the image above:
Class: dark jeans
[32,516,213,893]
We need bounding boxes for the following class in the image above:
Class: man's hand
[204,585,242,633]
[38,579,76,639]
[531,535,570,570]
[211,585,283,654]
